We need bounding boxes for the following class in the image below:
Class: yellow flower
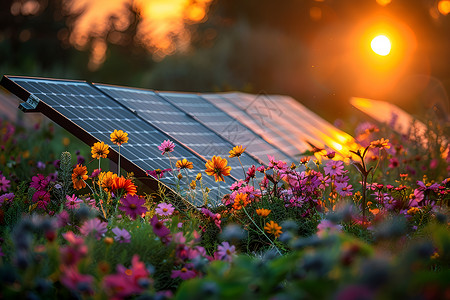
[205,156,232,182]
[407,207,420,215]
[370,138,390,150]
[98,171,117,192]
[256,208,271,218]
[190,180,196,189]
[229,145,246,158]
[72,164,88,190]
[176,158,194,169]
[196,173,202,181]
[110,130,128,146]
[264,221,282,238]
[91,141,109,159]
[233,193,249,210]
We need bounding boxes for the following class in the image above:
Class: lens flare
[371,35,391,56]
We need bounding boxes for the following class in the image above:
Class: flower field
[0,116,449,300]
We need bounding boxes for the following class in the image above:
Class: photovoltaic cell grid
[95,84,264,180]
[206,92,357,158]
[157,92,295,165]
[2,76,231,206]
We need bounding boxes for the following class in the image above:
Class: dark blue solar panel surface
[8,77,229,206]
[95,84,263,181]
[157,92,295,164]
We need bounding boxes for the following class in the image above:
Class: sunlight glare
[371,35,391,56]
[438,0,450,15]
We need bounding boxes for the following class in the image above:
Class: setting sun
[371,35,391,56]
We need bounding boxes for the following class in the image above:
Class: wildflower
[111,176,137,195]
[65,194,83,210]
[155,202,175,216]
[196,173,202,181]
[177,173,183,180]
[232,193,249,210]
[216,241,236,262]
[158,140,175,155]
[119,195,147,220]
[176,158,193,169]
[256,208,271,218]
[30,174,49,191]
[190,180,196,189]
[104,237,114,245]
[171,265,196,280]
[72,164,88,190]
[407,207,420,215]
[110,129,128,146]
[98,171,117,191]
[257,165,265,172]
[416,180,440,192]
[370,138,390,150]
[90,168,101,178]
[300,156,310,165]
[229,145,246,158]
[60,266,94,294]
[264,221,282,238]
[388,157,399,168]
[335,182,353,197]
[91,141,109,159]
[317,219,342,237]
[32,190,50,208]
[323,160,345,176]
[80,218,108,240]
[150,215,171,238]
[0,176,10,192]
[147,168,171,179]
[205,155,232,182]
[112,227,131,243]
[246,165,256,178]
[0,193,14,206]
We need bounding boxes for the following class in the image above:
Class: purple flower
[150,215,171,239]
[171,265,196,280]
[158,140,175,155]
[30,174,49,191]
[216,241,236,262]
[317,219,342,237]
[65,194,83,209]
[119,194,147,220]
[335,182,353,197]
[57,210,70,228]
[80,218,108,240]
[112,227,131,243]
[0,193,14,206]
[36,161,46,170]
[32,190,50,208]
[323,160,344,176]
[146,168,172,179]
[156,202,175,216]
[416,180,440,192]
[60,266,94,294]
[0,176,11,192]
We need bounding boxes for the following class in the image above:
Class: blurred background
[1,0,449,122]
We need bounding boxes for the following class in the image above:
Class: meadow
[0,115,448,299]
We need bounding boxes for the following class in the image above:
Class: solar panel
[94,84,264,180]
[206,92,358,158]
[0,76,232,206]
[156,92,295,164]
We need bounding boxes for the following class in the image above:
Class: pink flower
[65,194,83,209]
[60,231,88,265]
[29,174,48,191]
[155,202,175,216]
[80,218,108,240]
[216,241,236,262]
[317,219,342,237]
[32,190,50,208]
[335,182,353,197]
[112,227,131,243]
[158,140,175,155]
[0,193,14,206]
[119,194,147,220]
[150,215,171,239]
[323,160,344,176]
[0,176,11,192]
[60,266,93,294]
[388,157,399,168]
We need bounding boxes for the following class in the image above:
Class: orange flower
[370,138,390,150]
[111,176,137,195]
[256,208,271,218]
[91,141,109,159]
[233,193,249,210]
[98,171,117,192]
[205,155,232,182]
[72,164,88,190]
[264,221,282,238]
[229,145,246,158]
[110,130,128,146]
[176,158,193,169]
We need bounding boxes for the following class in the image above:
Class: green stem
[243,206,282,255]
[118,145,121,177]
[238,156,246,179]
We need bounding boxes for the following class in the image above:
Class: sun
[371,35,391,56]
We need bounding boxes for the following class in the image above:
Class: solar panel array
[157,92,295,165]
[95,84,263,180]
[2,77,233,206]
